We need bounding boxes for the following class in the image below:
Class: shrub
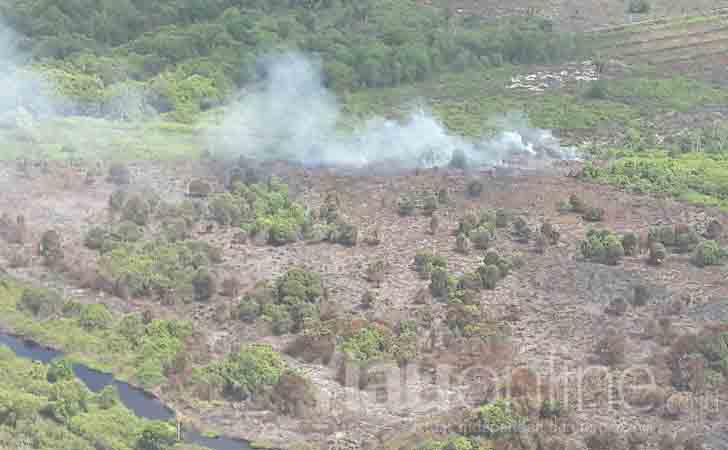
[480,264,500,290]
[583,206,605,222]
[332,221,358,247]
[449,149,468,169]
[584,80,608,100]
[109,190,128,211]
[19,287,64,318]
[649,242,667,266]
[628,0,651,14]
[276,268,324,304]
[237,298,261,322]
[429,215,439,234]
[79,303,113,330]
[429,267,449,298]
[581,229,624,265]
[437,188,449,205]
[512,216,531,243]
[540,221,560,245]
[114,221,143,243]
[210,194,244,226]
[705,219,723,240]
[648,226,676,247]
[569,193,586,213]
[121,195,151,226]
[466,179,484,198]
[671,226,699,254]
[495,209,510,228]
[84,227,108,250]
[47,359,74,383]
[632,284,650,306]
[107,163,130,185]
[271,370,317,416]
[40,229,63,265]
[468,400,524,438]
[414,250,447,278]
[539,400,565,418]
[209,344,285,400]
[455,233,472,254]
[192,269,217,302]
[422,195,438,217]
[397,196,416,217]
[691,240,724,267]
[268,220,299,246]
[622,232,639,256]
[361,290,377,309]
[471,225,496,250]
[137,422,178,450]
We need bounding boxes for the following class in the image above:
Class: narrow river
[0,332,254,450]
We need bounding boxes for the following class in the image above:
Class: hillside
[1,1,728,450]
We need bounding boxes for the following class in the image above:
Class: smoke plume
[209,53,578,168]
[0,22,55,125]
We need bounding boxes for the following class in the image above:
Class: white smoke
[209,53,578,168]
[0,23,55,125]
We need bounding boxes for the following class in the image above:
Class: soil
[2,158,728,449]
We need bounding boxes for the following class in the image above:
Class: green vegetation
[210,177,309,246]
[340,321,417,365]
[1,277,194,389]
[581,151,728,211]
[580,229,625,265]
[1,0,584,121]
[202,344,285,400]
[467,400,525,437]
[98,240,222,299]
[0,346,180,450]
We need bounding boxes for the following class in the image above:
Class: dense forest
[0,0,582,121]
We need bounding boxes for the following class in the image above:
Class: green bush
[40,229,63,264]
[429,267,450,298]
[471,224,496,250]
[109,190,128,212]
[455,233,472,254]
[495,209,510,228]
[331,221,358,247]
[207,344,285,400]
[192,269,217,302]
[397,196,416,216]
[540,400,565,418]
[121,195,151,227]
[622,232,639,256]
[237,298,261,322]
[692,240,724,267]
[649,226,676,247]
[210,193,245,226]
[79,304,113,330]
[468,400,525,437]
[569,194,586,214]
[584,80,608,100]
[19,287,64,318]
[268,220,299,246]
[480,264,500,290]
[581,229,624,265]
[341,326,393,362]
[582,206,605,222]
[512,216,532,243]
[628,0,651,14]
[466,180,484,198]
[414,250,447,278]
[113,221,143,243]
[84,227,108,250]
[422,195,438,217]
[137,422,178,450]
[47,359,74,383]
